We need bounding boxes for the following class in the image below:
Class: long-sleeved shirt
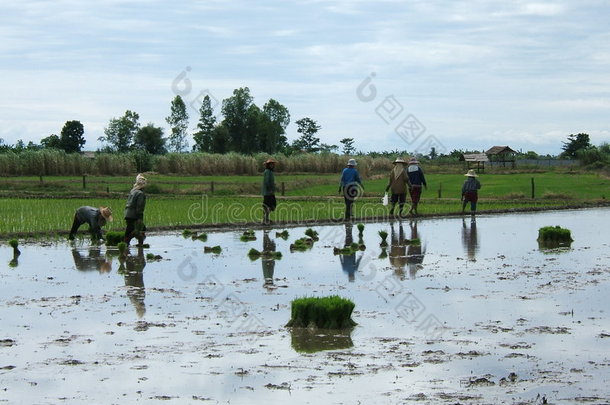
[462,177,481,193]
[124,188,146,220]
[75,206,104,237]
[407,164,427,187]
[387,167,408,194]
[340,167,362,188]
[261,168,275,196]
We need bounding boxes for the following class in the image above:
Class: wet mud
[1,208,609,404]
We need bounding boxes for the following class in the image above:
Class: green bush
[286,295,357,329]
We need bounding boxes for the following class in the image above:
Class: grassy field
[0,171,608,237]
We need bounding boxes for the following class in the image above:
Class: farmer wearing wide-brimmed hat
[262,158,278,224]
[461,169,481,215]
[385,157,409,217]
[406,157,427,215]
[124,173,147,245]
[68,206,113,241]
[339,158,363,220]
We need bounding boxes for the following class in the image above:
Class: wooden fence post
[82,175,86,189]
[438,182,442,198]
[39,175,43,183]
[210,181,214,193]
[531,177,535,199]
[281,182,285,196]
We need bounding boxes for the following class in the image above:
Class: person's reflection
[121,247,146,318]
[340,223,362,282]
[72,247,112,273]
[462,217,479,261]
[406,220,425,279]
[389,222,407,280]
[262,230,276,289]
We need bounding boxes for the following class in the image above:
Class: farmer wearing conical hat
[262,159,278,225]
[461,169,482,215]
[124,173,147,245]
[68,206,113,241]
[385,157,409,217]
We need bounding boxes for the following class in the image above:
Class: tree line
[0,87,358,156]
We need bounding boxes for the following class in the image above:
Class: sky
[1,0,610,156]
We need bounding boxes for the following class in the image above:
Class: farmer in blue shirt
[406,157,427,216]
[339,158,363,220]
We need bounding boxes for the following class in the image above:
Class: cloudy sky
[1,0,609,155]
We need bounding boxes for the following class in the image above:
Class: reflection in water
[340,224,362,282]
[120,247,146,318]
[389,222,407,280]
[290,327,354,353]
[262,231,276,289]
[406,221,425,279]
[72,247,111,273]
[462,218,479,261]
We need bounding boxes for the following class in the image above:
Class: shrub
[286,295,357,329]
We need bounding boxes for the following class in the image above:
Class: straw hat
[99,206,113,222]
[347,158,357,166]
[408,157,419,165]
[465,169,478,177]
[393,157,406,164]
[263,158,278,166]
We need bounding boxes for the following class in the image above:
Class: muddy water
[1,208,609,404]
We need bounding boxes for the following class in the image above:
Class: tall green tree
[292,117,321,153]
[60,120,86,153]
[166,95,189,152]
[221,87,253,153]
[40,134,62,149]
[561,133,591,158]
[340,138,355,155]
[192,95,217,152]
[99,110,140,153]
[211,124,230,154]
[260,99,290,153]
[134,123,166,154]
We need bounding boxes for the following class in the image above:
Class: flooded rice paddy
[1,208,609,404]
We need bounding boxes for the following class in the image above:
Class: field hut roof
[485,146,517,155]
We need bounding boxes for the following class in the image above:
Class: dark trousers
[344,197,354,219]
[69,215,101,239]
[125,218,146,243]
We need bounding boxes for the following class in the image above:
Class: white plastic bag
[382,192,389,206]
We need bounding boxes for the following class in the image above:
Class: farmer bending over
[68,206,113,241]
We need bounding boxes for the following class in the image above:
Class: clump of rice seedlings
[240,230,256,242]
[248,248,261,260]
[146,253,162,261]
[105,231,125,246]
[117,242,128,256]
[192,232,208,242]
[304,228,319,241]
[538,225,573,248]
[286,295,357,329]
[356,223,365,235]
[9,239,20,256]
[378,248,388,259]
[276,230,289,240]
[406,238,421,246]
[204,245,222,254]
[378,230,389,247]
[290,237,314,252]
[333,246,354,255]
[182,229,194,238]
